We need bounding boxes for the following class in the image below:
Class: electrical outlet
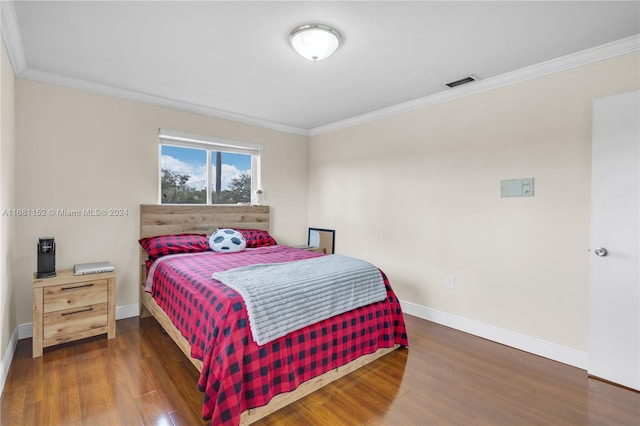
[447,275,455,289]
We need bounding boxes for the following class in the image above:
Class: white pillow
[209,229,246,253]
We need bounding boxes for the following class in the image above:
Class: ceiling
[4,1,640,135]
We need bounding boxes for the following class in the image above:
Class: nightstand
[32,269,116,358]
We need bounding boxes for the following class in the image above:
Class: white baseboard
[16,322,31,340]
[0,326,18,397]
[3,301,587,398]
[400,299,588,369]
[116,303,140,321]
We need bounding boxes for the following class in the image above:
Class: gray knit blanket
[211,254,387,345]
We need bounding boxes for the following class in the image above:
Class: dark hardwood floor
[1,314,638,425]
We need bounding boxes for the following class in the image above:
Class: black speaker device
[37,237,56,278]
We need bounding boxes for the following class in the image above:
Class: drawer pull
[61,307,94,316]
[61,283,94,291]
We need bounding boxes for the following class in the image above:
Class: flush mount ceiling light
[289,23,342,62]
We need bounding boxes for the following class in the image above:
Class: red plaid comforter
[146,245,409,425]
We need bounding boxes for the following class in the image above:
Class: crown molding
[309,34,640,136]
[1,3,307,136]
[0,0,26,74]
[18,68,310,136]
[2,0,637,140]
[0,0,308,136]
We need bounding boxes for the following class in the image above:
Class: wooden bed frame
[139,204,399,425]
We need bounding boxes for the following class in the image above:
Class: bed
[139,204,408,425]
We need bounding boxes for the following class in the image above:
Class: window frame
[158,129,262,205]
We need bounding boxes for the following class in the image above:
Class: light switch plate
[501,178,534,197]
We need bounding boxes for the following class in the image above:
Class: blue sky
[161,145,251,190]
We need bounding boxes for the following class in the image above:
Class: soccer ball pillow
[209,229,246,253]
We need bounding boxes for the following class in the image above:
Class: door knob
[594,247,608,257]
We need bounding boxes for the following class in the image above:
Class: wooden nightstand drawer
[43,302,108,340]
[44,279,108,313]
[33,268,116,357]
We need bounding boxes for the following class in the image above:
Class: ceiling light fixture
[289,23,342,62]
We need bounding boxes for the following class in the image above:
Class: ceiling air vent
[445,75,478,88]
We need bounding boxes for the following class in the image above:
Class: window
[159,129,262,205]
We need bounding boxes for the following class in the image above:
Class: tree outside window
[160,143,256,205]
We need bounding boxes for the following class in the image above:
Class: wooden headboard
[139,204,271,292]
[139,203,271,264]
[140,204,270,239]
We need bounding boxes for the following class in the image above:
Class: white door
[589,90,639,390]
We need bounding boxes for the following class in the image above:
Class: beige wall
[6,48,639,356]
[308,53,640,351]
[1,36,16,360]
[13,80,309,326]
